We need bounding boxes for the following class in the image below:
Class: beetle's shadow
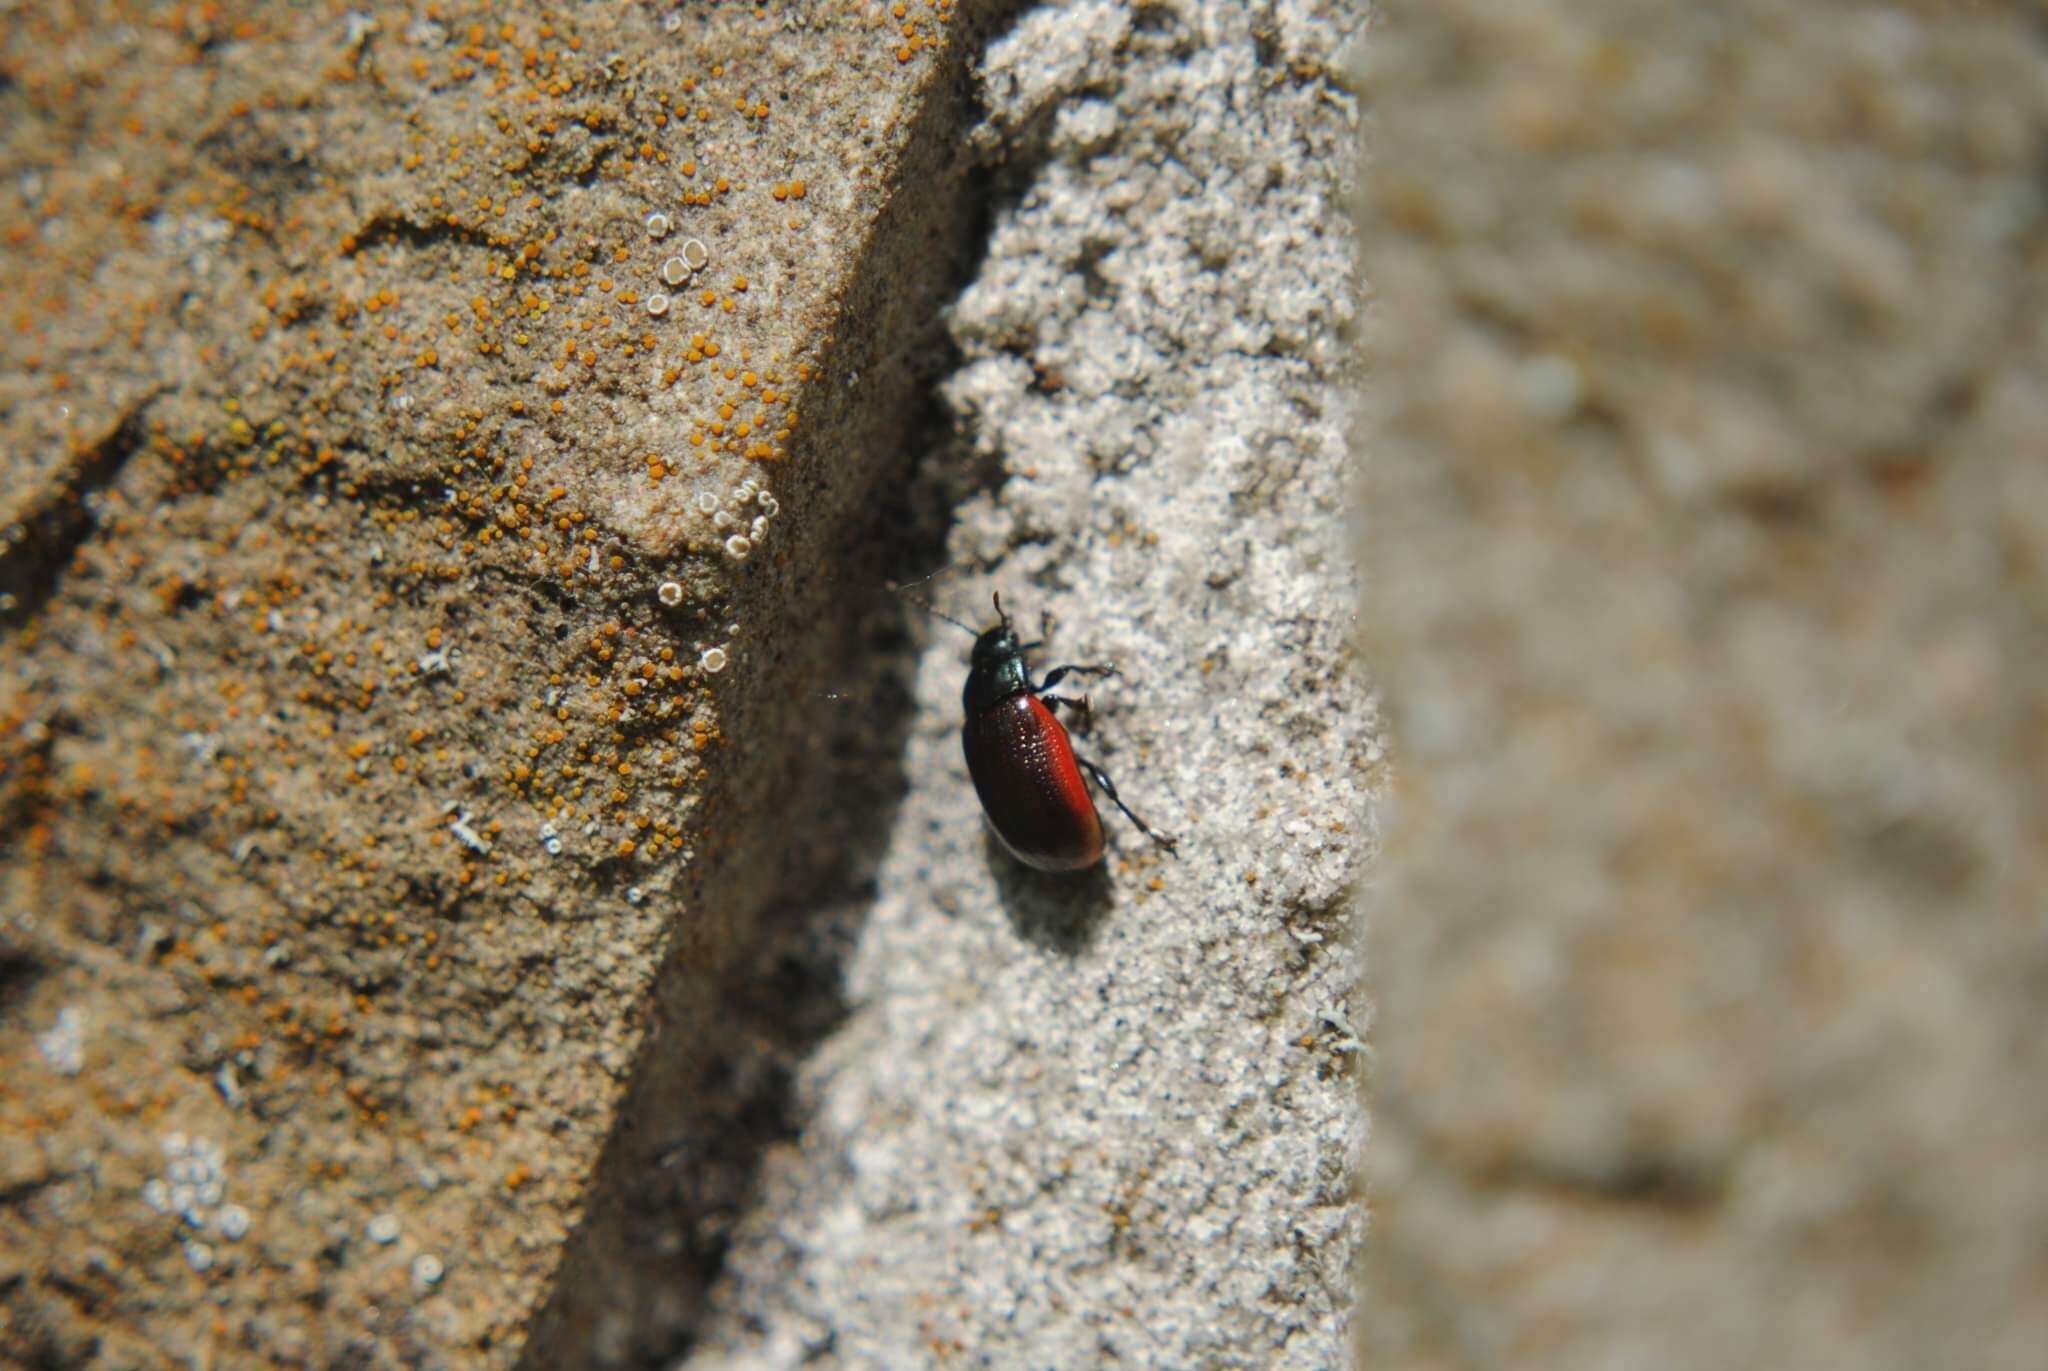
[983,831,1113,956]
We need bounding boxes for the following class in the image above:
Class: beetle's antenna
[887,574,977,635]
[894,563,955,590]
[992,591,1008,629]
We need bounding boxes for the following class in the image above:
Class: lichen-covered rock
[0,1,1012,1364]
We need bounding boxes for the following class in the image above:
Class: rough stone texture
[0,1,1014,1365]
[672,2,1374,1367]
[1359,2,2048,1368]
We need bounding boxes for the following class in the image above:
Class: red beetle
[956,593,1177,872]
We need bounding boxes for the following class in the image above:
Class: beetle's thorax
[964,625,1032,713]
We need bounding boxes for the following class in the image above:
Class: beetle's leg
[1077,758,1178,854]
[1040,693,1093,730]
[1041,663,1117,692]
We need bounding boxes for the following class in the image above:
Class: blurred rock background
[1357,1,2048,1367]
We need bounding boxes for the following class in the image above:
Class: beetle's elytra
[956,593,1176,872]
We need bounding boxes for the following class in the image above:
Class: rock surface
[1358,2,2048,1367]
[0,0,1370,1367]
[673,2,1373,1367]
[0,1,1012,1365]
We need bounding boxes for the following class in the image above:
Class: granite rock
[673,1,1374,1366]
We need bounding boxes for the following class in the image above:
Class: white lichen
[147,1133,244,1247]
[36,1005,85,1076]
[446,805,492,854]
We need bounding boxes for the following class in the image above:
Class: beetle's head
[962,592,1039,711]
[962,590,1019,663]
[971,592,1022,667]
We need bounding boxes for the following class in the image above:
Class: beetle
[956,592,1177,872]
